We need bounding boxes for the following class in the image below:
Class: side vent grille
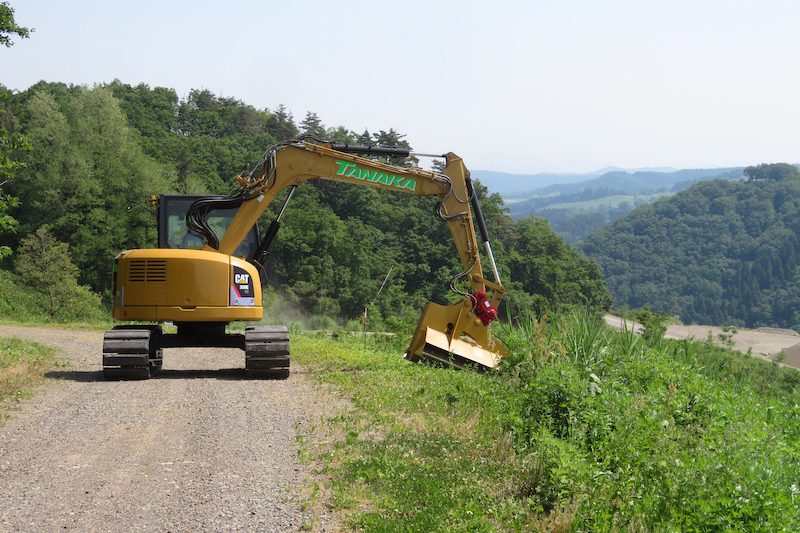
[128,260,167,282]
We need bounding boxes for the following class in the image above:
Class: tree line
[0,81,610,324]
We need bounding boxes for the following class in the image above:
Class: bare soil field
[0,326,344,532]
[604,315,800,369]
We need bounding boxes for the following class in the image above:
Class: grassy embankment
[0,337,61,416]
[0,271,101,416]
[292,311,800,532]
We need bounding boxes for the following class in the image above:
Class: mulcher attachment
[102,326,163,380]
[245,325,290,378]
[404,299,506,372]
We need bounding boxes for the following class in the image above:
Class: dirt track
[604,315,800,368]
[0,326,343,532]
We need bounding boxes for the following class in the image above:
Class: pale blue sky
[3,0,800,174]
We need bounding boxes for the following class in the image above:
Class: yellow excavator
[103,139,507,379]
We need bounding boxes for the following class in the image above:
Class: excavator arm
[193,140,507,370]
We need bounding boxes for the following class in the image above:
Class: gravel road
[0,326,343,532]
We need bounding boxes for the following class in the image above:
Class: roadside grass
[292,310,800,532]
[0,337,62,416]
[292,334,537,531]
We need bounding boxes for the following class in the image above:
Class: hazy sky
[4,0,800,174]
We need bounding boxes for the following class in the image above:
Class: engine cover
[112,248,263,322]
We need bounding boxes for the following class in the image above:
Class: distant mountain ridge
[530,167,744,196]
[472,165,746,243]
[470,169,604,195]
[472,166,743,198]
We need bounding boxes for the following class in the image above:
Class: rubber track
[102,327,162,380]
[245,325,290,378]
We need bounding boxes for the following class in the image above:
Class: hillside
[5,313,800,531]
[581,169,800,330]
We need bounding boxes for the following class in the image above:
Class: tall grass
[0,338,61,414]
[495,309,800,531]
[295,309,800,532]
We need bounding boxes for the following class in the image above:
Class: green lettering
[335,160,354,176]
[335,162,415,191]
[386,175,404,187]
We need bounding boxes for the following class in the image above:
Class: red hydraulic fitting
[473,290,498,326]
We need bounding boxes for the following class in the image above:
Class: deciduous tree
[0,1,31,47]
[15,227,102,321]
[744,163,800,182]
[0,87,28,258]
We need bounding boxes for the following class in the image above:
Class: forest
[581,164,800,330]
[0,81,611,326]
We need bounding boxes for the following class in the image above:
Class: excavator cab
[156,195,260,258]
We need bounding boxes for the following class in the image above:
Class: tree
[506,216,612,314]
[2,85,614,326]
[300,111,325,138]
[0,1,31,47]
[744,163,800,182]
[271,104,298,140]
[0,87,28,258]
[581,177,800,329]
[15,227,102,321]
[10,86,176,291]
[635,305,668,344]
[0,1,31,254]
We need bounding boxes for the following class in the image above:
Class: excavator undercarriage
[102,324,291,379]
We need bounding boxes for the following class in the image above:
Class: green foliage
[634,305,669,344]
[0,190,18,259]
[292,312,800,531]
[582,177,800,329]
[0,268,44,320]
[14,227,104,322]
[300,111,325,138]
[494,312,800,531]
[292,334,534,531]
[0,337,58,410]
[0,1,31,47]
[4,85,176,292]
[505,217,612,314]
[0,87,28,258]
[744,162,800,182]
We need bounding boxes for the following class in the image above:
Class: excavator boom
[210,141,507,369]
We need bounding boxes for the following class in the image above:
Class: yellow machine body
[112,248,263,323]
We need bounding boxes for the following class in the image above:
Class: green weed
[0,337,61,414]
[290,312,800,532]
